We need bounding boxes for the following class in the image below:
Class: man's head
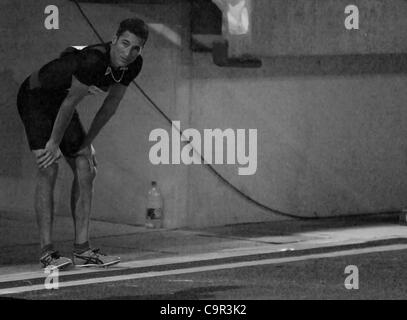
[110,18,149,68]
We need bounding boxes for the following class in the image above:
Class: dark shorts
[17,77,86,157]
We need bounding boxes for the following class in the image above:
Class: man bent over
[16,18,148,270]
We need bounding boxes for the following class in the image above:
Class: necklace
[105,66,127,83]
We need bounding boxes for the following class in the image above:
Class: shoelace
[41,251,62,267]
[90,248,106,257]
[50,251,61,259]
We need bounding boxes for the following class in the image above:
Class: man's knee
[75,155,97,183]
[37,162,59,181]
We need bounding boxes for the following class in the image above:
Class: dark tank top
[29,42,143,93]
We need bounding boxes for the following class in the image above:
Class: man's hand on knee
[35,143,62,169]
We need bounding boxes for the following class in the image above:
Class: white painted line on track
[1,237,401,284]
[0,243,315,283]
[1,243,407,296]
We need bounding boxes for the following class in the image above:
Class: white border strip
[1,244,407,296]
[0,238,389,284]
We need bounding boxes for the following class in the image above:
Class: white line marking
[1,243,406,296]
[0,237,399,284]
[0,245,302,283]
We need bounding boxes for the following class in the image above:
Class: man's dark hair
[116,18,149,44]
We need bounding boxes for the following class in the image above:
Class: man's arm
[80,83,127,149]
[38,76,89,168]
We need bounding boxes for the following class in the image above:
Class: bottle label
[147,208,162,219]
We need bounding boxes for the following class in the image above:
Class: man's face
[110,31,144,68]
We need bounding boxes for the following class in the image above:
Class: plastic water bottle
[146,181,163,229]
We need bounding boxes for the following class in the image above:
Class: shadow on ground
[104,285,241,300]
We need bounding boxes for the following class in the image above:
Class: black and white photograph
[0,0,407,306]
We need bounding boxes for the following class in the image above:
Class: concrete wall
[187,55,407,226]
[252,0,407,56]
[1,0,406,229]
[184,0,407,226]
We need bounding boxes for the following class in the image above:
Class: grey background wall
[252,0,407,56]
[0,0,406,229]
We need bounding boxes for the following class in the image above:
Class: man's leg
[65,149,97,246]
[33,151,73,269]
[17,82,73,269]
[33,150,58,250]
[65,146,120,267]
